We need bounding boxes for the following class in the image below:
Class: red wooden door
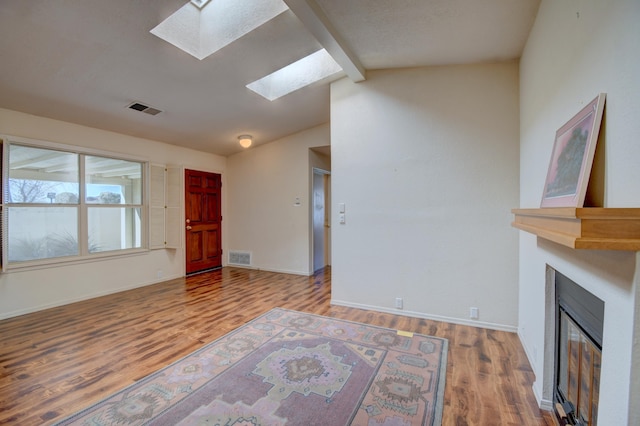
[185,169,222,274]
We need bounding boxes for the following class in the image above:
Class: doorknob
[186,225,192,230]
[186,219,191,223]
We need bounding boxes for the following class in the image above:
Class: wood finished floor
[0,267,556,425]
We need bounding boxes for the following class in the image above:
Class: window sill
[3,248,151,273]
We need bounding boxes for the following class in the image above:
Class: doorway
[184,169,222,274]
[312,169,330,272]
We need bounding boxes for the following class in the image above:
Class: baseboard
[330,299,518,333]
[0,274,182,320]
[534,383,555,413]
[539,396,554,412]
[517,330,556,414]
[224,264,311,276]
[518,328,537,370]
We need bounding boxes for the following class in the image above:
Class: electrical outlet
[470,307,479,319]
[395,297,403,309]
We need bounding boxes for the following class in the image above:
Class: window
[4,141,146,266]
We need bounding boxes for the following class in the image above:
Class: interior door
[313,170,325,271]
[185,169,222,274]
[313,169,330,272]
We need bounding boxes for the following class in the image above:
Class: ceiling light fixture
[238,135,253,148]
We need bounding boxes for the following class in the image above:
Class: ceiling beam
[284,0,366,82]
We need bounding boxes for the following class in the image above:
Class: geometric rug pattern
[54,308,448,425]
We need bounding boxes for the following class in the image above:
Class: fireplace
[554,271,604,425]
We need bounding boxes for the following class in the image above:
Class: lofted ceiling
[0,0,540,157]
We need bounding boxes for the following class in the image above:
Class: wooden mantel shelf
[511,208,640,251]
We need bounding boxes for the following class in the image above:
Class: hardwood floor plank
[0,267,556,425]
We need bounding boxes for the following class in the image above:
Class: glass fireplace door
[556,309,601,425]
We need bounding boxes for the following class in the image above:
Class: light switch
[339,213,346,224]
[339,203,345,213]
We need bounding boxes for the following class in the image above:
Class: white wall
[518,0,640,423]
[330,63,520,330]
[0,108,226,319]
[226,124,330,275]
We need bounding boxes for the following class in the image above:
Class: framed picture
[541,93,606,207]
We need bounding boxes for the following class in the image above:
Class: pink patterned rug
[55,308,448,425]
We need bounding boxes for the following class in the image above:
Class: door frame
[311,167,331,273]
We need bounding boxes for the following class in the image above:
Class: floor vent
[228,251,251,266]
[127,101,162,116]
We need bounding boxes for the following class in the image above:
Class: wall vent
[127,102,162,116]
[228,251,252,266]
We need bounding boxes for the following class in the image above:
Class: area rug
[55,308,448,425]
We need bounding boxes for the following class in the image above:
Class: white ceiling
[0,0,540,156]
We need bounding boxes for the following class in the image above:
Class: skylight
[151,0,289,60]
[246,49,344,101]
[150,1,348,100]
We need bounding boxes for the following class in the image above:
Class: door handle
[186,225,192,230]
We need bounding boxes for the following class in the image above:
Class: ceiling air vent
[127,102,162,116]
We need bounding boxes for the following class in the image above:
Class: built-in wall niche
[553,271,604,425]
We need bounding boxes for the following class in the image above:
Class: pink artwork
[541,94,606,207]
